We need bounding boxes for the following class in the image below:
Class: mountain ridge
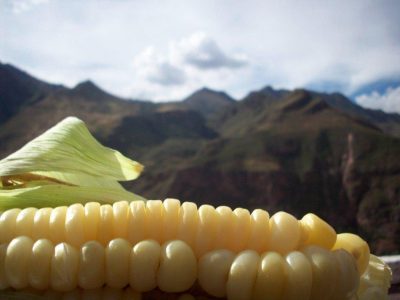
[1,62,400,254]
[1,62,399,128]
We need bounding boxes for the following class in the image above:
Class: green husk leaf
[0,116,143,183]
[31,171,126,189]
[0,116,146,209]
[0,184,145,210]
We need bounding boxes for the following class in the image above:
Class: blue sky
[1,0,399,112]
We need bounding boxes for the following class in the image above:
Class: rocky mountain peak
[183,87,235,117]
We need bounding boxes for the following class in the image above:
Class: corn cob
[0,200,391,299]
[0,199,338,257]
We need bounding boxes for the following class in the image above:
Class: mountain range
[1,62,399,254]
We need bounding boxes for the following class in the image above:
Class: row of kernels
[0,237,196,293]
[0,237,365,300]
[198,246,360,300]
[0,200,337,257]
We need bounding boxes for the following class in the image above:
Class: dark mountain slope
[129,90,400,254]
[0,80,155,156]
[311,91,400,137]
[0,63,61,123]
[108,110,217,150]
[183,87,235,117]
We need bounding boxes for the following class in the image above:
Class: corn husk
[0,117,145,210]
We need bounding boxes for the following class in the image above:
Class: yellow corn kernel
[78,241,105,289]
[247,209,269,253]
[226,250,260,300]
[0,208,20,243]
[97,204,114,246]
[162,198,181,242]
[157,240,197,293]
[127,201,147,245]
[300,213,336,249]
[113,201,129,239]
[214,206,234,249]
[177,201,199,249]
[302,246,337,300]
[84,202,100,241]
[146,200,164,242]
[253,252,286,300]
[32,208,52,240]
[65,204,85,247]
[332,233,370,275]
[5,236,33,289]
[228,208,251,253]
[282,251,312,300]
[105,238,131,288]
[49,206,67,244]
[29,239,54,290]
[268,211,301,254]
[129,239,160,292]
[15,207,37,237]
[51,243,79,292]
[195,205,219,258]
[198,249,235,297]
[331,249,360,300]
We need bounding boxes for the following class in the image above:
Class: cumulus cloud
[147,63,186,86]
[355,86,400,114]
[129,32,249,99]
[173,32,248,70]
[133,47,185,86]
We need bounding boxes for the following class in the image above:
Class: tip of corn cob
[358,254,393,299]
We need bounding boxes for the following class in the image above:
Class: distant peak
[74,80,99,90]
[70,79,121,101]
[186,87,234,101]
[193,87,219,95]
[260,85,275,92]
[72,80,110,95]
[198,87,211,92]
[259,85,289,99]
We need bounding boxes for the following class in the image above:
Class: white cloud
[147,62,186,86]
[172,32,248,70]
[129,32,249,100]
[132,47,186,86]
[8,0,49,14]
[355,86,400,114]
